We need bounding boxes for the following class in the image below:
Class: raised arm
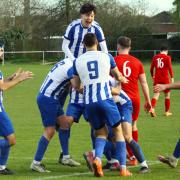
[0,70,33,91]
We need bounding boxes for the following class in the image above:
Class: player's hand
[144,102,152,113]
[171,78,174,83]
[153,84,166,93]
[120,76,129,83]
[17,71,34,82]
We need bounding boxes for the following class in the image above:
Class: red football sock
[132,130,138,142]
[165,99,170,112]
[151,98,157,108]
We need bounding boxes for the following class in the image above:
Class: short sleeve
[67,67,74,79]
[139,62,145,75]
[64,23,75,41]
[94,26,105,42]
[108,54,116,69]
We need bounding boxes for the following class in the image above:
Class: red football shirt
[150,53,174,84]
[114,54,145,99]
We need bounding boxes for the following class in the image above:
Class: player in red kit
[114,36,152,165]
[150,45,174,117]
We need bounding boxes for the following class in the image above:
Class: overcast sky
[120,0,174,15]
[46,0,175,16]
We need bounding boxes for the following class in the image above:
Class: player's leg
[112,124,132,176]
[30,95,58,173]
[164,91,172,116]
[104,100,132,176]
[150,92,160,117]
[158,139,179,168]
[126,99,140,165]
[57,103,81,166]
[0,109,15,175]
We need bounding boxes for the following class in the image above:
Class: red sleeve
[150,58,155,77]
[139,62,145,75]
[168,56,174,78]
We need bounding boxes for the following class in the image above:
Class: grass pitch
[0,62,180,180]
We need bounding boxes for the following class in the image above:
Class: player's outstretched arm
[111,67,128,83]
[0,70,33,91]
[154,82,180,92]
[139,73,152,112]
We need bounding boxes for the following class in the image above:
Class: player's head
[80,3,96,28]
[83,33,98,50]
[117,36,131,52]
[160,45,168,54]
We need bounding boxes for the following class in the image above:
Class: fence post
[42,51,45,64]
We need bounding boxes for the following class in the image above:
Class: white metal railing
[1,50,180,65]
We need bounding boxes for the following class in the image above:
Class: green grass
[0,62,180,180]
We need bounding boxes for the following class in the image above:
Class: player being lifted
[30,58,80,173]
[59,2,108,166]
[72,33,131,177]
[0,64,33,175]
[114,36,152,165]
[150,45,174,117]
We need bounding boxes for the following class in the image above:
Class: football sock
[115,141,126,167]
[132,130,138,142]
[128,140,145,163]
[151,98,157,108]
[34,136,49,161]
[0,146,10,166]
[104,141,113,161]
[90,128,95,149]
[173,139,180,159]
[95,138,106,159]
[58,129,70,156]
[165,99,170,112]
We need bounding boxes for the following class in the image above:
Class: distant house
[148,11,179,39]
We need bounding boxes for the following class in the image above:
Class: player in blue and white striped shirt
[59,3,108,163]
[72,33,132,177]
[0,68,33,175]
[30,58,81,173]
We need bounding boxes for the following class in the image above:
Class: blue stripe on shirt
[74,26,83,58]
[51,79,70,98]
[104,82,110,99]
[96,83,102,101]
[88,84,93,104]
[41,79,53,95]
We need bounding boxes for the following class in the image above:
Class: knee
[44,128,55,140]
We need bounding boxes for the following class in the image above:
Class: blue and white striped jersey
[0,71,3,103]
[73,51,116,104]
[109,76,131,105]
[39,58,73,100]
[64,19,105,58]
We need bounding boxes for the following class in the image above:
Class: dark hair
[83,33,97,47]
[160,45,168,51]
[80,3,96,14]
[117,36,131,48]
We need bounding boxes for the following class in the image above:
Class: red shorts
[131,98,140,121]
